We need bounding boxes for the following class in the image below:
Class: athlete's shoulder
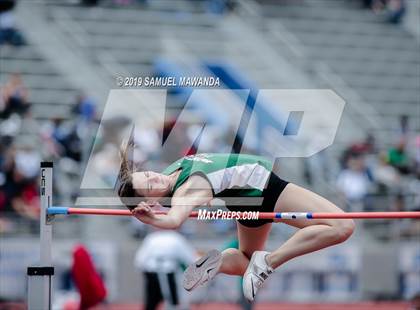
[172,173,213,201]
[162,157,184,175]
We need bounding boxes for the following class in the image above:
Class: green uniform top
[162,153,273,199]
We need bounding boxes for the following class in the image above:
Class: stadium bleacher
[1,0,419,308]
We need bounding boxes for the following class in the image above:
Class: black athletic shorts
[224,172,289,228]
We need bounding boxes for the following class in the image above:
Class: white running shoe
[183,249,222,291]
[243,251,273,302]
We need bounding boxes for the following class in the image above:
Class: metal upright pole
[40,162,53,265]
[27,162,54,310]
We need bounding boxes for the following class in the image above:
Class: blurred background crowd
[0,0,419,308]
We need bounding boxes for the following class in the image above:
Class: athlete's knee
[332,219,355,243]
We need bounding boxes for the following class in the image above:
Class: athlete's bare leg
[218,248,249,276]
[218,222,272,276]
[266,183,355,269]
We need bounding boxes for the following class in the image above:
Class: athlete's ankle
[264,252,274,269]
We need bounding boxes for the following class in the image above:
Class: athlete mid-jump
[118,151,355,302]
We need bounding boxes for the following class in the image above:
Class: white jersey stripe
[206,163,271,195]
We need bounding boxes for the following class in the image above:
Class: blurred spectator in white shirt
[337,155,372,211]
[134,230,196,310]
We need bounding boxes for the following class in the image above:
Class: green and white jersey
[162,153,273,198]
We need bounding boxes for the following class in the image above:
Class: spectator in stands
[387,139,411,174]
[0,0,25,46]
[369,0,388,12]
[363,0,406,23]
[0,142,40,225]
[387,0,406,23]
[0,73,30,119]
[336,154,372,211]
[340,133,376,170]
[72,93,96,123]
[51,118,83,162]
[71,93,97,163]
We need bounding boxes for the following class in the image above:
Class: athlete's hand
[132,201,157,224]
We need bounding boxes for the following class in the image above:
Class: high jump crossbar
[47,207,420,220]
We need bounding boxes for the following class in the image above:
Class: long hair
[116,136,143,210]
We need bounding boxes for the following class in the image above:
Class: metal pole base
[27,266,54,310]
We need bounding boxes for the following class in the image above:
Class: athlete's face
[132,171,171,199]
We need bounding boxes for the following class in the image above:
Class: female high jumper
[117,151,355,302]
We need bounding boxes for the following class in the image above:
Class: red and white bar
[47,207,420,220]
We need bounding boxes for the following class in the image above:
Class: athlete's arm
[132,174,213,229]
